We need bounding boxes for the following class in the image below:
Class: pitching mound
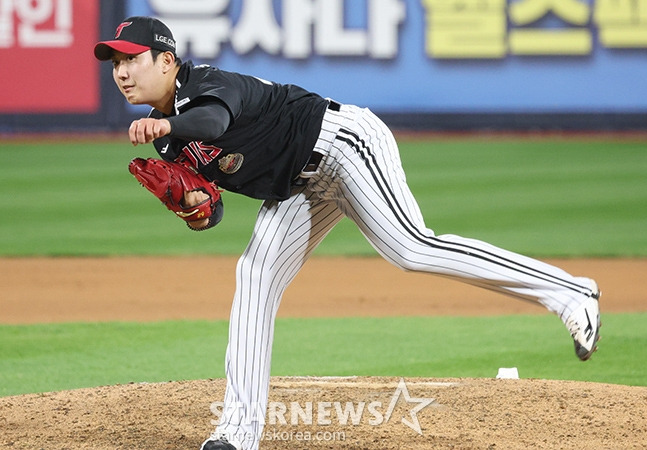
[2,376,646,449]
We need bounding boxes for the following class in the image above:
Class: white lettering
[290,401,312,425]
[334,401,365,426]
[152,0,231,58]
[317,401,332,425]
[158,18,230,58]
[0,0,73,48]
[154,34,176,48]
[147,0,406,59]
[315,0,367,56]
[231,0,282,54]
[210,381,435,433]
[369,0,405,58]
[367,401,384,425]
[0,0,14,47]
[267,401,287,425]
[283,0,316,58]
[209,401,224,425]
[148,0,228,15]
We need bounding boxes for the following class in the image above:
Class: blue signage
[123,0,647,113]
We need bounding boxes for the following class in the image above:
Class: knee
[236,253,264,282]
[386,250,426,273]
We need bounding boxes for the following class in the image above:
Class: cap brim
[94,40,151,61]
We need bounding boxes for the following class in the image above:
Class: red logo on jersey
[181,141,222,168]
[115,22,132,39]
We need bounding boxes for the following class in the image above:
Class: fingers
[128,118,171,145]
[183,190,210,229]
[182,189,209,207]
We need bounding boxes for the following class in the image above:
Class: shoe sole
[575,320,600,361]
[575,289,601,361]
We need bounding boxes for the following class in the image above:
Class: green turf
[1,137,644,397]
[1,313,644,396]
[399,139,647,257]
[0,320,228,397]
[0,138,645,256]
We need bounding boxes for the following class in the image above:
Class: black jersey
[149,61,328,201]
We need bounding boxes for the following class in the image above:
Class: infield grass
[0,138,645,257]
[1,313,645,396]
[1,136,645,397]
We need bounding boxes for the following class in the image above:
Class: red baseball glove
[128,157,223,231]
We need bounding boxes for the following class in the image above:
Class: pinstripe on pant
[215,103,597,450]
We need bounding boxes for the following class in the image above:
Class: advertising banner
[0,0,100,113]
[122,0,647,114]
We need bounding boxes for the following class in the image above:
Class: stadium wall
[1,0,645,133]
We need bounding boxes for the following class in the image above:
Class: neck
[155,65,180,115]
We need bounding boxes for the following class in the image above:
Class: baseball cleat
[200,438,237,450]
[565,281,601,361]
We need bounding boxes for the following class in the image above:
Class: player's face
[111,50,169,108]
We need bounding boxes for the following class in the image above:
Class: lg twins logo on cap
[114,22,132,38]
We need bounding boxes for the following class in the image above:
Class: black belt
[293,100,342,186]
[293,151,323,186]
[328,99,341,112]
[302,150,323,173]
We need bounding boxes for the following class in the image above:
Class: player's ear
[161,51,176,73]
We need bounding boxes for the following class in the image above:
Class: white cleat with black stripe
[565,281,601,361]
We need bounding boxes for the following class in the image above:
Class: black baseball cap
[94,16,176,61]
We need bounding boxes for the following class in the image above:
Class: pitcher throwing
[94,16,601,450]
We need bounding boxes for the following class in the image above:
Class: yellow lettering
[509,0,592,55]
[509,0,589,26]
[594,0,647,48]
[422,0,507,59]
[509,29,592,55]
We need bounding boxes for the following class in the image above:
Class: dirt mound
[2,376,646,449]
[3,257,646,448]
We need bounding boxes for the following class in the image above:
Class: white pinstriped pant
[215,103,597,449]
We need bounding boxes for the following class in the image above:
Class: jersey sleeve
[167,99,231,142]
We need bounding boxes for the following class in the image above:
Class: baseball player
[94,17,601,450]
